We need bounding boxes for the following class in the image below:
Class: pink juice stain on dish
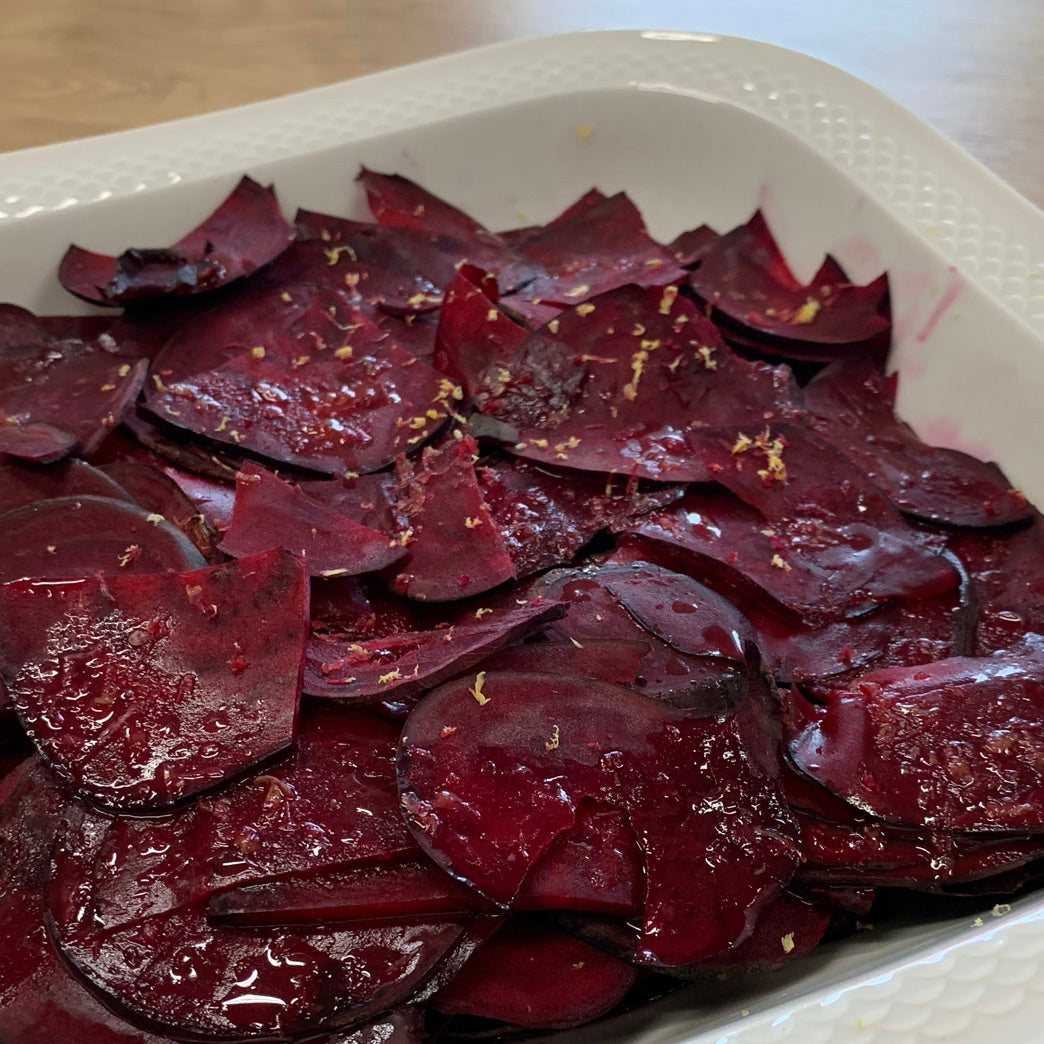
[915,266,964,343]
[913,415,995,462]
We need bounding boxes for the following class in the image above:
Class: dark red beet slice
[208,854,495,926]
[322,1008,426,1044]
[100,460,225,563]
[398,669,800,966]
[358,168,534,294]
[804,358,1031,527]
[788,635,1044,832]
[50,707,418,941]
[686,211,890,352]
[143,284,457,475]
[476,284,797,482]
[0,458,132,513]
[0,316,148,459]
[489,638,649,685]
[388,434,516,601]
[432,920,637,1029]
[0,494,206,583]
[303,596,563,702]
[58,175,294,304]
[478,456,684,579]
[506,190,686,307]
[0,549,306,810]
[219,462,405,577]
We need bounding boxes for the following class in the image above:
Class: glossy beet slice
[143,284,458,475]
[804,358,1031,526]
[58,175,294,304]
[50,707,417,940]
[0,549,307,810]
[508,190,686,307]
[476,284,797,481]
[219,462,405,577]
[0,458,132,514]
[489,638,650,685]
[0,494,206,583]
[303,596,563,702]
[398,670,800,966]
[0,316,148,459]
[788,635,1044,832]
[432,920,637,1029]
[358,168,534,294]
[388,434,516,601]
[478,456,684,579]
[209,855,495,926]
[686,211,890,350]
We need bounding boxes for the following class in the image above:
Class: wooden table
[4,0,1044,209]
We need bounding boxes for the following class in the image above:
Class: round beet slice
[0,494,206,583]
[0,548,307,810]
[398,670,800,966]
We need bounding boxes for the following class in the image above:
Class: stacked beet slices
[1,168,1043,1044]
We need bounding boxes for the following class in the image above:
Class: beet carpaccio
[0,169,1041,1042]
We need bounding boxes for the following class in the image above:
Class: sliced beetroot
[49,707,417,939]
[432,920,637,1029]
[208,854,495,926]
[119,407,244,483]
[489,637,650,685]
[219,462,405,577]
[788,635,1044,832]
[506,190,686,307]
[58,175,294,304]
[0,319,148,460]
[143,284,457,475]
[303,596,562,702]
[478,456,684,579]
[804,358,1031,527]
[686,211,890,353]
[99,460,225,563]
[398,670,800,966]
[696,425,958,619]
[0,494,206,583]
[0,548,307,810]
[0,458,131,514]
[388,434,516,601]
[358,168,534,294]
[476,284,798,482]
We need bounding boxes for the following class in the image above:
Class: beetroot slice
[388,434,516,601]
[432,920,637,1029]
[398,669,800,966]
[0,494,206,583]
[219,462,405,577]
[0,458,132,514]
[489,638,649,685]
[506,190,686,307]
[476,284,797,482]
[303,596,563,702]
[0,548,306,810]
[787,635,1044,832]
[804,358,1031,527]
[58,175,294,304]
[143,284,457,475]
[49,707,416,938]
[686,211,890,349]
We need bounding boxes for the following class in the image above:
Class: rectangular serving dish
[4,29,1044,1044]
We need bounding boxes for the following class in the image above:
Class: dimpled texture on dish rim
[5,29,1044,1044]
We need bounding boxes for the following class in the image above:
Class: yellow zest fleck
[145,513,165,526]
[548,318,561,334]
[118,545,140,567]
[324,244,358,265]
[770,553,792,572]
[474,607,493,619]
[440,725,458,738]
[667,354,683,373]
[780,932,795,954]
[754,429,787,484]
[378,668,402,685]
[732,433,753,454]
[497,367,512,384]
[250,346,266,359]
[793,297,821,324]
[343,272,361,289]
[555,436,582,451]
[571,961,585,969]
[333,345,353,361]
[580,353,616,364]
[214,415,230,433]
[632,323,646,336]
[576,122,595,141]
[486,308,500,322]
[408,416,428,430]
[99,382,116,392]
[389,527,414,548]
[280,291,292,303]
[469,671,490,706]
[574,301,596,317]
[464,516,483,529]
[227,429,243,444]
[117,363,131,377]
[529,437,549,449]
[622,348,649,402]
[658,285,679,315]
[570,637,583,649]
[319,568,351,578]
[292,355,310,368]
[545,725,560,752]
[696,344,717,370]
[992,903,1012,917]
[567,286,592,301]
[151,373,166,392]
[343,470,359,479]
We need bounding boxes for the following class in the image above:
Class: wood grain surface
[3,0,1043,208]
